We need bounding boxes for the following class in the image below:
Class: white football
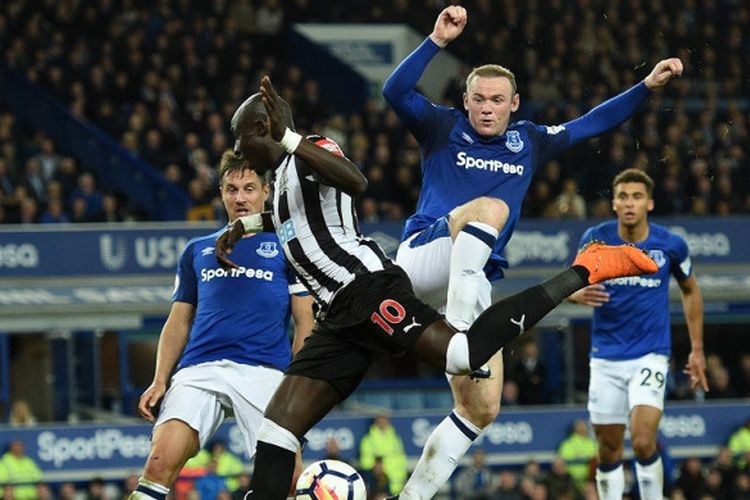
[295,459,367,500]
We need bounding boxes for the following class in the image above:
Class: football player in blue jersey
[569,169,708,500]
[382,6,685,497]
[128,151,314,500]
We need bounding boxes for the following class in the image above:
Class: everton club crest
[505,130,524,153]
[257,241,279,258]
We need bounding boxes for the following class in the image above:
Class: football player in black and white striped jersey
[216,76,658,500]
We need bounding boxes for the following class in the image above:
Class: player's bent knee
[455,401,500,429]
[142,451,180,484]
[631,436,657,459]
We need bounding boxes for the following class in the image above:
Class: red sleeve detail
[312,137,345,157]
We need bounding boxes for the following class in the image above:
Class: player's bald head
[231,92,295,135]
[231,93,265,133]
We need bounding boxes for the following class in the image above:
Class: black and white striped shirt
[270,137,393,315]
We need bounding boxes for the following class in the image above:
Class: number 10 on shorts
[371,299,406,335]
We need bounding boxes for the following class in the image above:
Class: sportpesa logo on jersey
[456,152,524,175]
[201,266,274,283]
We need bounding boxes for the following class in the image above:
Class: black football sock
[246,440,296,500]
[466,268,587,370]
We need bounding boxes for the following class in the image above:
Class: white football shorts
[588,353,669,425]
[397,219,493,379]
[396,219,491,317]
[154,360,284,457]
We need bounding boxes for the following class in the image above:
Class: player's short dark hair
[613,168,654,197]
[466,64,517,95]
[217,149,271,186]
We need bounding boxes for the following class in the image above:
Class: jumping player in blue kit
[382,6,686,497]
[569,169,708,500]
[128,151,314,500]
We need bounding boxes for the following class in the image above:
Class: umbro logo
[201,247,215,256]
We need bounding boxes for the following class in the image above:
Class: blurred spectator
[734,472,750,499]
[729,419,750,468]
[85,477,107,500]
[36,482,54,500]
[1,440,43,500]
[39,197,70,223]
[20,158,46,204]
[231,473,252,500]
[704,467,728,500]
[58,482,79,500]
[208,440,244,492]
[193,459,228,500]
[361,456,392,499]
[454,448,494,500]
[359,413,408,494]
[95,194,124,222]
[708,367,739,399]
[674,457,706,500]
[492,469,523,500]
[557,419,597,492]
[33,137,62,181]
[9,399,37,427]
[512,338,548,405]
[69,172,104,219]
[545,456,579,500]
[501,380,520,406]
[734,354,750,398]
[120,474,139,500]
[324,437,345,463]
[555,178,587,219]
[18,197,38,224]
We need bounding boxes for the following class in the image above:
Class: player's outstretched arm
[260,76,367,196]
[138,301,194,422]
[678,274,709,392]
[644,58,683,90]
[563,57,683,145]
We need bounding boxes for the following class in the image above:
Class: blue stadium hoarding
[0,217,747,278]
[0,402,745,481]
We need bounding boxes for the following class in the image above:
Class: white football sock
[128,478,169,500]
[596,462,625,500]
[400,411,482,500]
[445,222,498,331]
[636,454,663,500]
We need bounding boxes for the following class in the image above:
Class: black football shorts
[285,266,443,398]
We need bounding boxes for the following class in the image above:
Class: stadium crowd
[0,0,749,224]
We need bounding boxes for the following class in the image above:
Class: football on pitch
[295,459,367,500]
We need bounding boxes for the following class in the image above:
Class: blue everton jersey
[173,229,306,371]
[578,221,692,360]
[383,37,650,279]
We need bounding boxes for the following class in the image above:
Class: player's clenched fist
[429,6,468,48]
[644,58,683,89]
